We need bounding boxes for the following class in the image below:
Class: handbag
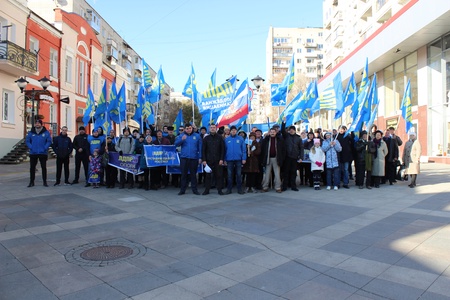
[101,152,109,167]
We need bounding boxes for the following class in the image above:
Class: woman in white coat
[371,130,388,188]
[402,130,422,188]
[309,138,326,190]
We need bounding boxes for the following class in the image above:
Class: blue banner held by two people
[108,152,142,175]
[144,145,180,168]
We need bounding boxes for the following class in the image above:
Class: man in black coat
[201,124,225,195]
[52,126,73,185]
[281,122,303,191]
[72,126,90,184]
[383,127,402,184]
[336,126,354,189]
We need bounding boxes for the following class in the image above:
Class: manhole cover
[65,238,146,267]
[80,245,133,261]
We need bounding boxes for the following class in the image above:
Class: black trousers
[282,157,298,188]
[204,160,223,192]
[56,156,70,183]
[74,153,89,182]
[245,172,258,188]
[30,154,48,183]
[386,161,397,184]
[180,158,199,192]
[120,170,133,187]
[105,165,118,187]
[355,163,372,187]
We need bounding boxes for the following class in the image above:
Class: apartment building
[266,26,324,83]
[320,0,450,162]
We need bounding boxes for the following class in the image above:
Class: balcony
[305,52,318,58]
[0,41,38,76]
[360,2,373,21]
[134,76,142,84]
[304,42,317,48]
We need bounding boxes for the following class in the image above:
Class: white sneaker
[334,186,338,190]
[326,186,331,190]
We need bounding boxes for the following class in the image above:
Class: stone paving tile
[175,271,237,298]
[204,283,279,300]
[29,261,103,297]
[282,280,355,300]
[132,284,202,300]
[149,260,209,283]
[211,260,268,282]
[323,268,374,289]
[425,274,450,297]
[243,269,307,296]
[320,240,369,256]
[361,278,425,299]
[182,251,237,271]
[82,262,145,282]
[377,265,439,289]
[213,242,263,259]
[108,271,170,297]
[59,283,127,300]
[0,270,58,300]
[335,256,391,278]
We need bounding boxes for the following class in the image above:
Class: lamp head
[251,75,265,89]
[38,76,52,90]
[15,77,29,93]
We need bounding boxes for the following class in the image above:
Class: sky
[86,0,323,92]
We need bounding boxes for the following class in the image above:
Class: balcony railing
[0,40,37,73]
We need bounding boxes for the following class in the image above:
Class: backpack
[118,137,133,146]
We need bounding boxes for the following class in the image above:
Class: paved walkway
[0,161,450,299]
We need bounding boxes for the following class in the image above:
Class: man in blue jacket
[224,126,247,194]
[52,126,73,186]
[174,123,202,195]
[26,119,52,187]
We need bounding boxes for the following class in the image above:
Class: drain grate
[65,238,146,267]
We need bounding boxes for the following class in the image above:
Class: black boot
[27,181,34,187]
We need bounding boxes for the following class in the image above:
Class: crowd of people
[25,118,422,194]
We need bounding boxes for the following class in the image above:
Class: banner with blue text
[108,152,142,175]
[144,145,180,167]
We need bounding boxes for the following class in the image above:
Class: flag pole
[191,75,195,125]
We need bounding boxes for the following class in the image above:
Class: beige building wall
[323,0,412,72]
[0,0,35,157]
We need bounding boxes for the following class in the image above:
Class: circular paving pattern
[65,238,147,267]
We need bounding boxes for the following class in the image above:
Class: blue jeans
[180,158,199,192]
[326,167,340,187]
[340,162,349,185]
[227,160,242,191]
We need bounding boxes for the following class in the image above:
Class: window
[49,104,56,123]
[306,67,316,73]
[65,56,73,83]
[297,49,302,53]
[2,89,15,123]
[273,37,290,44]
[307,58,314,64]
[318,32,323,37]
[50,48,58,77]
[29,36,39,53]
[297,38,302,43]
[307,38,314,43]
[318,44,323,49]
[297,59,301,63]
[78,59,86,95]
[307,48,314,53]
[65,106,72,131]
[93,72,99,95]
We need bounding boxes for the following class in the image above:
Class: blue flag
[335,72,357,119]
[366,73,379,130]
[94,104,111,134]
[142,59,153,89]
[271,55,295,104]
[199,76,237,113]
[149,66,165,104]
[182,63,199,105]
[208,69,217,90]
[107,81,119,123]
[133,86,144,124]
[314,71,343,114]
[278,90,303,124]
[401,79,413,134]
[94,81,107,119]
[173,109,183,133]
[83,85,95,126]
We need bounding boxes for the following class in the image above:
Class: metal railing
[0,40,38,73]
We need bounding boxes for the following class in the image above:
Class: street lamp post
[251,75,265,123]
[15,76,52,128]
